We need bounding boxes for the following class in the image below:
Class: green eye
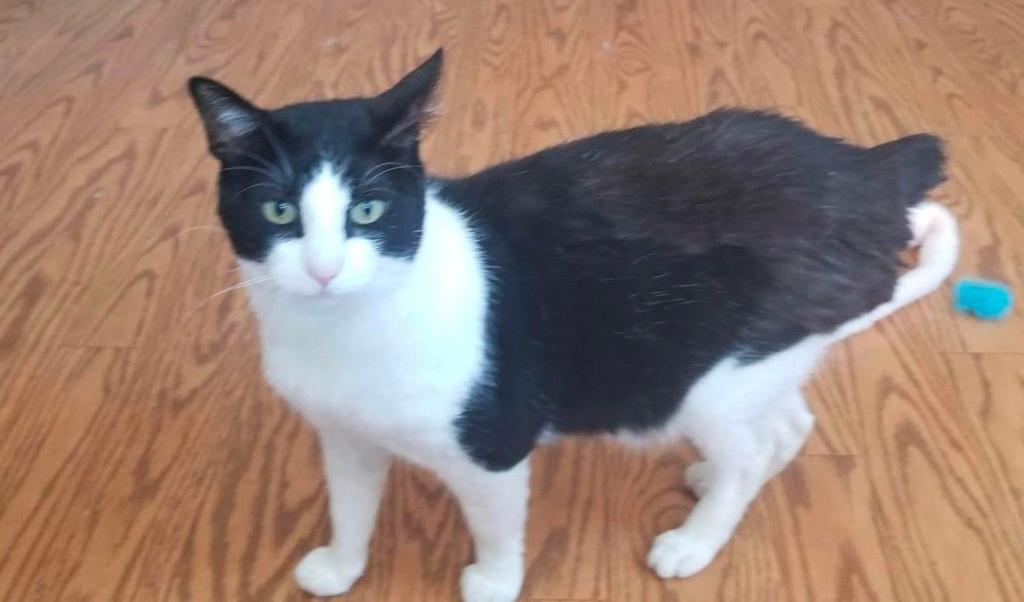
[262,200,298,225]
[349,199,387,225]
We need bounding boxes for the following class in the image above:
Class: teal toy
[953,278,1013,320]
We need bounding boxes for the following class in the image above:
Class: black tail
[868,134,946,206]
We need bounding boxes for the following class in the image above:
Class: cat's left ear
[372,49,444,150]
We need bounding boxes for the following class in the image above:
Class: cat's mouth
[269,279,367,303]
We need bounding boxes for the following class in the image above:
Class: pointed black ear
[188,77,264,159]
[373,49,444,149]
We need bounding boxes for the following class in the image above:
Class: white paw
[684,461,715,498]
[647,528,718,579]
[460,563,522,602]
[294,546,365,597]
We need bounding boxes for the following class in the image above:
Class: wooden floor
[2,0,1023,600]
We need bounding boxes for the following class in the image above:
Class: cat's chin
[275,283,378,305]
[284,288,352,304]
[245,279,346,305]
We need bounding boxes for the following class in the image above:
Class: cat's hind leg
[684,391,814,498]
[648,419,774,579]
[648,344,822,579]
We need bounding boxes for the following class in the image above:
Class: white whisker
[364,163,421,186]
[156,225,221,251]
[183,274,274,319]
[236,181,279,197]
[207,275,273,300]
[364,161,407,180]
[173,225,221,238]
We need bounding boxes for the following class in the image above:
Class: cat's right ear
[188,77,263,160]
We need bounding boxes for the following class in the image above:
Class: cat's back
[444,109,871,249]
[441,109,940,299]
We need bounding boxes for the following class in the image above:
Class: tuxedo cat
[188,49,957,601]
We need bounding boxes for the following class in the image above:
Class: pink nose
[307,264,339,287]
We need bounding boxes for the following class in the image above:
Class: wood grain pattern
[1,1,1023,600]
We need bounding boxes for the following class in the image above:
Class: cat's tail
[868,134,946,207]
[830,201,959,342]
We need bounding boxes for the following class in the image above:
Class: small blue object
[953,278,1013,320]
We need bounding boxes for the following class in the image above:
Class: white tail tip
[830,201,959,341]
[897,201,959,306]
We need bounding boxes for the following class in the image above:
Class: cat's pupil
[275,201,288,216]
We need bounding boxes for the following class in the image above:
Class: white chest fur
[244,196,490,458]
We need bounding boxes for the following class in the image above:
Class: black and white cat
[188,49,958,602]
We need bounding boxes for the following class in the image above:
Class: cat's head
[188,50,442,299]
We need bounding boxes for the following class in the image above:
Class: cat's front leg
[437,458,530,602]
[294,429,391,597]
